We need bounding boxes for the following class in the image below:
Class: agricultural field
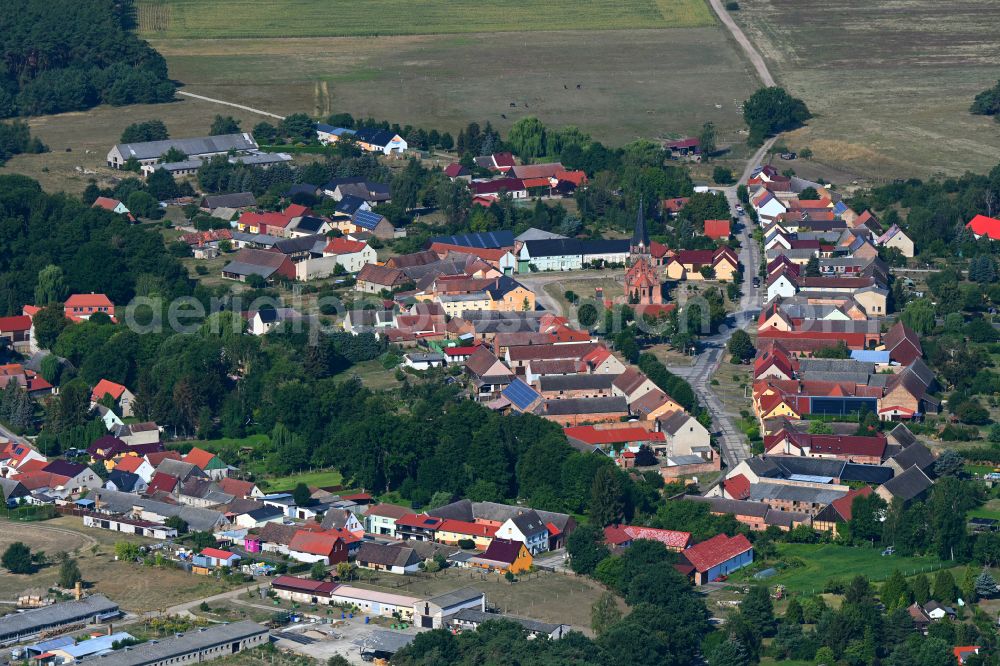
[748,543,949,595]
[147,27,757,147]
[136,0,715,39]
[733,0,1000,179]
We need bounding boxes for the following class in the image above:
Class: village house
[468,538,533,574]
[355,542,422,574]
[0,315,33,353]
[356,264,408,294]
[665,247,739,282]
[221,248,296,283]
[90,379,136,418]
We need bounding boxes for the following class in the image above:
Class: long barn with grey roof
[0,595,120,646]
[107,133,259,169]
[77,620,267,665]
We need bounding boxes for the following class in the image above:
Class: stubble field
[150,28,757,147]
[136,0,715,38]
[733,0,1000,178]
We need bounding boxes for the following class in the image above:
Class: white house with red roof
[679,533,754,585]
[92,196,136,222]
[90,379,136,418]
[318,237,377,274]
[63,294,115,322]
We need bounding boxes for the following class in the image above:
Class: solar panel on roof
[502,379,540,411]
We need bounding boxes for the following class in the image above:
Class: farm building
[76,621,267,666]
[107,133,258,169]
[0,595,120,646]
[679,534,754,585]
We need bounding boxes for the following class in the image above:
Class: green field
[733,0,1000,179]
[756,543,948,594]
[264,469,344,492]
[138,0,714,39]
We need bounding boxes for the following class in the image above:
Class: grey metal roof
[542,396,627,416]
[749,481,847,505]
[0,595,119,641]
[451,608,564,635]
[231,152,292,166]
[359,629,415,655]
[771,456,847,479]
[683,495,770,518]
[222,261,274,278]
[202,192,256,209]
[114,133,258,161]
[80,621,266,665]
[426,587,484,610]
[514,228,567,242]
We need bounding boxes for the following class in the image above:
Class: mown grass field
[264,469,344,492]
[733,0,1000,179]
[137,0,715,39]
[753,543,948,594]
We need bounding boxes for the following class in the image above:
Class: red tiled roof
[444,163,467,178]
[830,486,872,521]
[272,575,338,595]
[662,197,689,213]
[682,534,753,573]
[439,519,499,538]
[604,525,691,549]
[113,457,146,474]
[284,204,310,218]
[395,513,444,529]
[967,215,1000,240]
[91,379,127,402]
[218,478,256,498]
[145,451,181,467]
[704,219,731,239]
[65,294,114,309]
[521,177,552,189]
[289,530,342,556]
[808,434,886,459]
[184,447,218,470]
[146,472,178,494]
[555,170,587,186]
[469,178,525,195]
[200,547,237,560]
[324,238,367,255]
[724,474,751,500]
[0,315,31,333]
[564,425,664,446]
[92,196,124,211]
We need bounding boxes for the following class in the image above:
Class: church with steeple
[624,205,664,305]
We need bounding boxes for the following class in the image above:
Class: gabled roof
[890,441,935,472]
[967,214,1000,240]
[357,263,406,286]
[564,425,664,446]
[356,542,419,568]
[184,447,220,471]
[289,530,343,556]
[829,485,872,521]
[880,465,933,501]
[682,533,753,573]
[704,219,731,239]
[477,537,526,564]
[65,293,114,309]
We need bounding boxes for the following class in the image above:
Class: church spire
[631,200,649,255]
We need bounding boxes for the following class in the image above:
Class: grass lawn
[752,543,948,595]
[733,0,1000,179]
[348,567,613,633]
[968,499,1000,521]
[174,433,270,454]
[0,517,238,611]
[137,0,715,39]
[264,469,344,492]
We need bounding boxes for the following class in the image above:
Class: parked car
[779,152,797,160]
[752,277,761,288]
